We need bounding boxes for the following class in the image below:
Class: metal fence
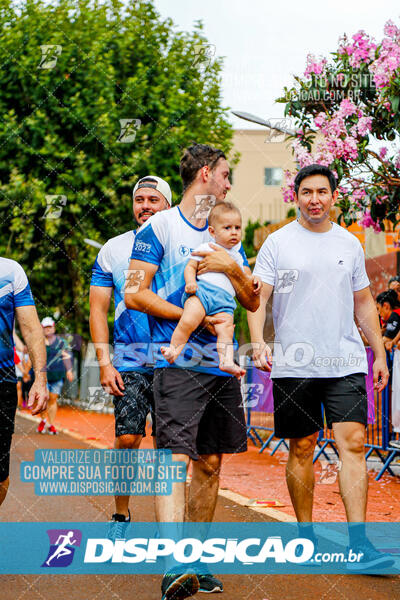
[244,350,400,480]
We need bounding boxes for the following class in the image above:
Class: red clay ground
[21,404,400,522]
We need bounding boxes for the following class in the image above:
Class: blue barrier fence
[244,350,400,480]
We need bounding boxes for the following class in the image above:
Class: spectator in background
[388,276,400,305]
[37,317,74,435]
[21,351,33,405]
[14,348,24,408]
[376,290,400,350]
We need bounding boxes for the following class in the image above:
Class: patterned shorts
[113,371,154,438]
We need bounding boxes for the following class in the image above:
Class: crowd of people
[0,144,397,598]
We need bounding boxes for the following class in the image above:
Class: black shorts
[0,383,18,481]
[153,368,247,460]
[113,371,154,438]
[272,373,368,439]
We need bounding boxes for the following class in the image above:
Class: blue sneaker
[346,539,396,573]
[107,510,130,542]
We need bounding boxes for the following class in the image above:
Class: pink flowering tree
[277,20,400,232]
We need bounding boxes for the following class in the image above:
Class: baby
[161,201,258,379]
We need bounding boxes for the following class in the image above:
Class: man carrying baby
[161,201,252,379]
[125,143,259,598]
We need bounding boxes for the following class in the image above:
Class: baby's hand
[252,275,262,295]
[185,282,198,294]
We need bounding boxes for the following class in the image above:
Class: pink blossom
[359,209,382,232]
[282,170,295,203]
[379,147,388,159]
[314,143,335,166]
[384,20,400,39]
[342,136,358,160]
[370,37,400,88]
[352,188,367,202]
[314,112,327,128]
[338,30,377,68]
[304,54,327,78]
[394,151,400,170]
[338,98,357,117]
[291,139,314,168]
[357,116,373,136]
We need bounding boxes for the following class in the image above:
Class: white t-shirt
[191,242,245,297]
[253,220,369,378]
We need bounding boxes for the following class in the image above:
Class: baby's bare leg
[213,313,245,379]
[161,296,206,363]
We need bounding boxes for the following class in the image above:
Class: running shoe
[47,424,58,435]
[107,511,131,542]
[37,419,46,434]
[161,570,199,600]
[197,572,223,593]
[346,539,396,573]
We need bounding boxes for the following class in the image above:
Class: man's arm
[124,259,226,334]
[194,245,259,311]
[89,286,124,396]
[354,286,389,392]
[124,260,184,319]
[13,329,25,352]
[15,305,48,414]
[247,282,274,370]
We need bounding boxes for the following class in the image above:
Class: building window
[264,167,283,186]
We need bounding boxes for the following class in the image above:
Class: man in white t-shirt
[248,164,392,572]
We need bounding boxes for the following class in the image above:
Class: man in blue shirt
[90,175,171,536]
[126,145,259,598]
[0,258,48,507]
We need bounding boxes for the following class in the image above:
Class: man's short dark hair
[294,164,338,195]
[376,289,399,309]
[179,144,226,191]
